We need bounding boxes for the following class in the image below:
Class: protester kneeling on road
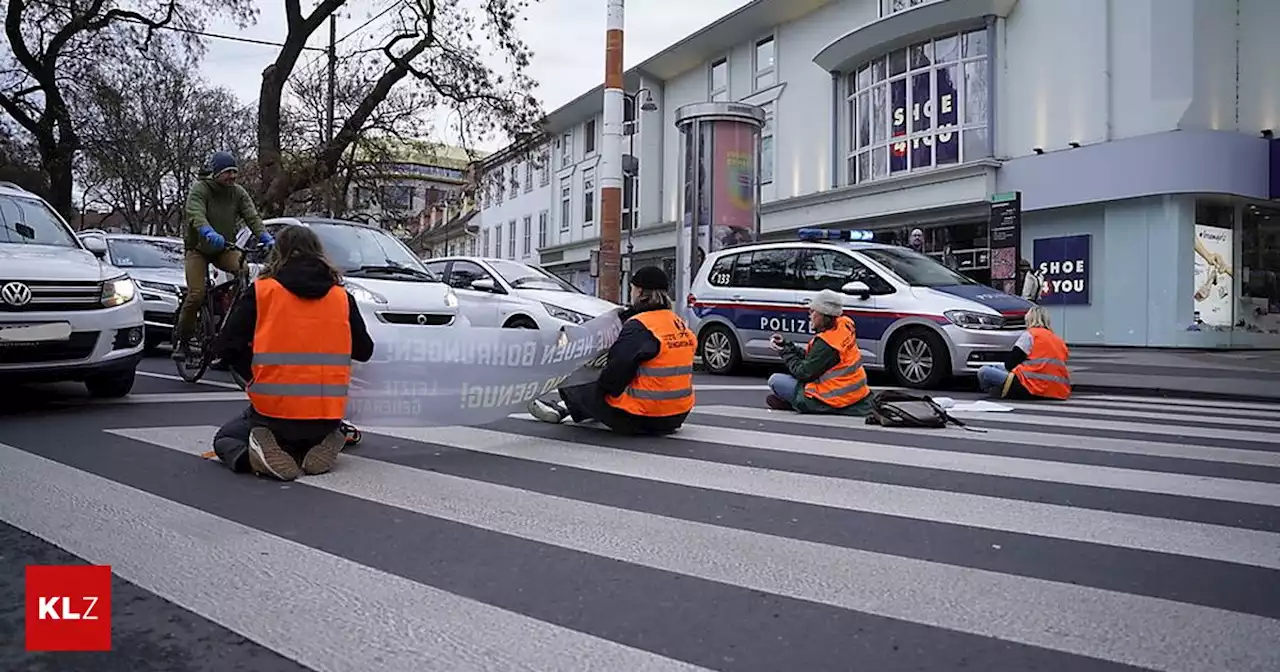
[976,305,1071,400]
[765,289,873,416]
[527,266,695,435]
[210,225,374,480]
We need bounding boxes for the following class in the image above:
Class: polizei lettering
[759,315,814,334]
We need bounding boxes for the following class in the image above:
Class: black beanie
[630,266,669,291]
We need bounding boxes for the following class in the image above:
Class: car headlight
[944,310,1005,329]
[346,281,387,305]
[444,288,459,308]
[542,302,591,324]
[136,280,179,296]
[101,275,137,307]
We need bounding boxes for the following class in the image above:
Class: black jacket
[213,258,375,382]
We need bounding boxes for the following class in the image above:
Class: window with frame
[525,161,534,193]
[754,36,776,91]
[582,167,595,227]
[760,102,775,185]
[559,178,572,231]
[509,165,519,198]
[845,28,989,185]
[538,150,551,186]
[799,249,894,293]
[538,210,548,248]
[508,220,516,258]
[709,58,728,101]
[560,132,572,167]
[494,225,503,258]
[881,0,940,16]
[584,119,596,155]
[492,173,504,205]
[482,228,490,255]
[468,235,476,256]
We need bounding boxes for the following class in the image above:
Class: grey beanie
[810,289,844,317]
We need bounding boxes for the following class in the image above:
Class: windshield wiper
[351,263,435,280]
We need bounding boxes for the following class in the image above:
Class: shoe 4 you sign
[1032,234,1091,305]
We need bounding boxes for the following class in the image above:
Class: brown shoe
[248,427,301,481]
[300,430,345,475]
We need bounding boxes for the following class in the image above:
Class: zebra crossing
[2,391,1279,671]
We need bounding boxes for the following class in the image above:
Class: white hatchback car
[0,182,145,397]
[423,256,619,328]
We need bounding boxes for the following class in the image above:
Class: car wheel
[85,369,136,399]
[888,327,951,389]
[504,317,538,329]
[698,324,741,375]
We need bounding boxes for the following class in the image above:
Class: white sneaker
[528,398,568,424]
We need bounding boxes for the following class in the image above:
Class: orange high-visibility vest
[247,277,353,420]
[803,315,870,407]
[1012,326,1071,399]
[605,309,696,417]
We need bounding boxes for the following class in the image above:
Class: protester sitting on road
[173,151,274,362]
[210,225,374,480]
[765,289,873,415]
[527,266,695,435]
[976,305,1071,400]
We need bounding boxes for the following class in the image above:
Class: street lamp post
[622,87,656,294]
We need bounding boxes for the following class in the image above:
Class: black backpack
[864,390,984,432]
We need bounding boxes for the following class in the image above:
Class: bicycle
[173,241,260,385]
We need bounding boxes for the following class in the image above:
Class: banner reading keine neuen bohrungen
[344,311,622,426]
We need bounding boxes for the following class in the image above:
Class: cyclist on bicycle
[173,151,274,361]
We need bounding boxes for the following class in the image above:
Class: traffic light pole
[598,0,625,303]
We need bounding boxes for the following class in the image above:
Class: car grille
[0,330,99,363]
[1001,313,1027,330]
[377,312,454,326]
[0,279,102,312]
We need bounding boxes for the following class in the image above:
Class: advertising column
[673,103,766,321]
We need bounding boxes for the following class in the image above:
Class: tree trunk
[45,143,76,222]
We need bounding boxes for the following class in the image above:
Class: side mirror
[841,280,871,298]
[81,236,108,258]
[470,277,497,292]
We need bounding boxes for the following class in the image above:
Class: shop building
[479,0,1279,346]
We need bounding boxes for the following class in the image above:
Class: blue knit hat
[206,151,238,177]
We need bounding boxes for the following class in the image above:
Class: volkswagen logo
[416,314,428,325]
[1,281,32,307]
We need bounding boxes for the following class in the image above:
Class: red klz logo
[25,565,113,651]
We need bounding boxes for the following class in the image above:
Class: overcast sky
[199,0,750,152]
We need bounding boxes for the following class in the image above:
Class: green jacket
[183,178,265,255]
[779,337,873,416]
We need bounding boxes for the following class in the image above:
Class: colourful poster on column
[711,121,757,251]
[1193,224,1234,327]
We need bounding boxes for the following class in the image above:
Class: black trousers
[213,405,341,473]
[557,382,686,436]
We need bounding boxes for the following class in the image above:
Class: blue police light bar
[797,228,874,241]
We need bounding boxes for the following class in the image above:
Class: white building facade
[475,143,555,268]
[485,0,1280,347]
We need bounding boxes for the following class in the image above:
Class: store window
[1242,204,1280,335]
[845,28,990,185]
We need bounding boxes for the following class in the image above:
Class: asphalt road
[2,354,1279,672]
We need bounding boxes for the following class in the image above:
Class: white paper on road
[341,311,621,426]
[932,397,1013,412]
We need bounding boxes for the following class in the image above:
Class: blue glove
[258,231,275,248]
[198,225,225,250]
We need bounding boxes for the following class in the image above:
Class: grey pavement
[1,353,1279,672]
[1067,346,1280,402]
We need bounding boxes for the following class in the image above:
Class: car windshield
[858,246,979,287]
[106,238,184,268]
[304,222,436,281]
[488,259,582,293]
[0,195,78,247]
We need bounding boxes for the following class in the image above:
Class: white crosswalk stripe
[3,392,1280,672]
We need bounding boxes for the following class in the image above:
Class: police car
[686,229,1033,389]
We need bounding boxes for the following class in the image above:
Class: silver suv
[0,182,145,397]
